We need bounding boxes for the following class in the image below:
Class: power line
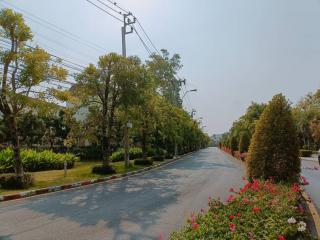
[136,19,160,55]
[105,0,129,14]
[89,0,160,57]
[133,26,152,56]
[95,0,123,15]
[0,38,86,72]
[85,0,124,22]
[0,0,107,52]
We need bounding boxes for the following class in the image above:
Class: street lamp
[182,89,197,100]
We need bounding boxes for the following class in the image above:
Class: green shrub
[92,165,116,175]
[74,145,102,161]
[152,155,165,161]
[110,147,143,162]
[134,159,153,166]
[238,131,250,153]
[299,149,312,157]
[110,149,124,162]
[0,148,79,173]
[246,94,300,182]
[0,173,34,189]
[171,180,311,239]
[165,154,174,159]
[129,147,143,159]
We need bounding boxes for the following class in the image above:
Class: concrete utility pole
[121,12,136,167]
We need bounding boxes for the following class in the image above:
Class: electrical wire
[85,0,124,22]
[133,26,152,56]
[0,0,107,52]
[136,19,160,56]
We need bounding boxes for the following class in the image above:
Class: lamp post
[182,89,197,100]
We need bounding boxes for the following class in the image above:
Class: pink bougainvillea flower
[252,207,261,214]
[300,176,309,185]
[242,176,247,181]
[229,187,235,193]
[226,195,235,203]
[229,215,235,220]
[242,197,249,204]
[278,235,286,240]
[158,232,164,240]
[229,223,236,232]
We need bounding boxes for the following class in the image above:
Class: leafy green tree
[246,94,300,182]
[0,9,66,176]
[147,49,183,107]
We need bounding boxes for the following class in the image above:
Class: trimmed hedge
[152,155,165,161]
[0,148,78,173]
[299,149,313,157]
[134,159,153,166]
[92,165,116,175]
[0,173,34,189]
[110,147,143,162]
[74,145,102,161]
[246,94,300,182]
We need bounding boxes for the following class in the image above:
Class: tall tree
[0,9,67,176]
[147,49,183,107]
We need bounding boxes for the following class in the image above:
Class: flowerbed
[0,148,78,173]
[171,179,312,240]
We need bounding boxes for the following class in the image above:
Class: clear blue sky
[1,0,320,135]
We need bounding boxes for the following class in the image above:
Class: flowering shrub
[171,179,312,240]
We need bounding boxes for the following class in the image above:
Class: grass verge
[0,160,164,195]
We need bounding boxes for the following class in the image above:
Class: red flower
[229,223,236,232]
[229,187,235,193]
[229,215,235,220]
[237,213,241,217]
[291,183,300,193]
[192,223,199,230]
[251,179,260,191]
[252,207,261,214]
[278,235,286,240]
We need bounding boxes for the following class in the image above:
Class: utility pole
[122,12,136,167]
[191,109,196,118]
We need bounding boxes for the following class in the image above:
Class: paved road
[0,147,245,240]
[301,158,320,213]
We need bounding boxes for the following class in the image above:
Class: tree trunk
[101,104,109,167]
[9,116,23,176]
[124,107,129,168]
[142,127,147,161]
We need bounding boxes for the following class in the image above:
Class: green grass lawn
[0,160,165,196]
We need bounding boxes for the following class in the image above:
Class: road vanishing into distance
[301,158,320,213]
[0,147,245,240]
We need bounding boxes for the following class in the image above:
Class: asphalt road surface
[301,158,320,213]
[0,147,245,240]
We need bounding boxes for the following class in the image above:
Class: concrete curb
[302,189,320,238]
[0,152,195,203]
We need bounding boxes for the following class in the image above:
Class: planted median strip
[0,153,193,202]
